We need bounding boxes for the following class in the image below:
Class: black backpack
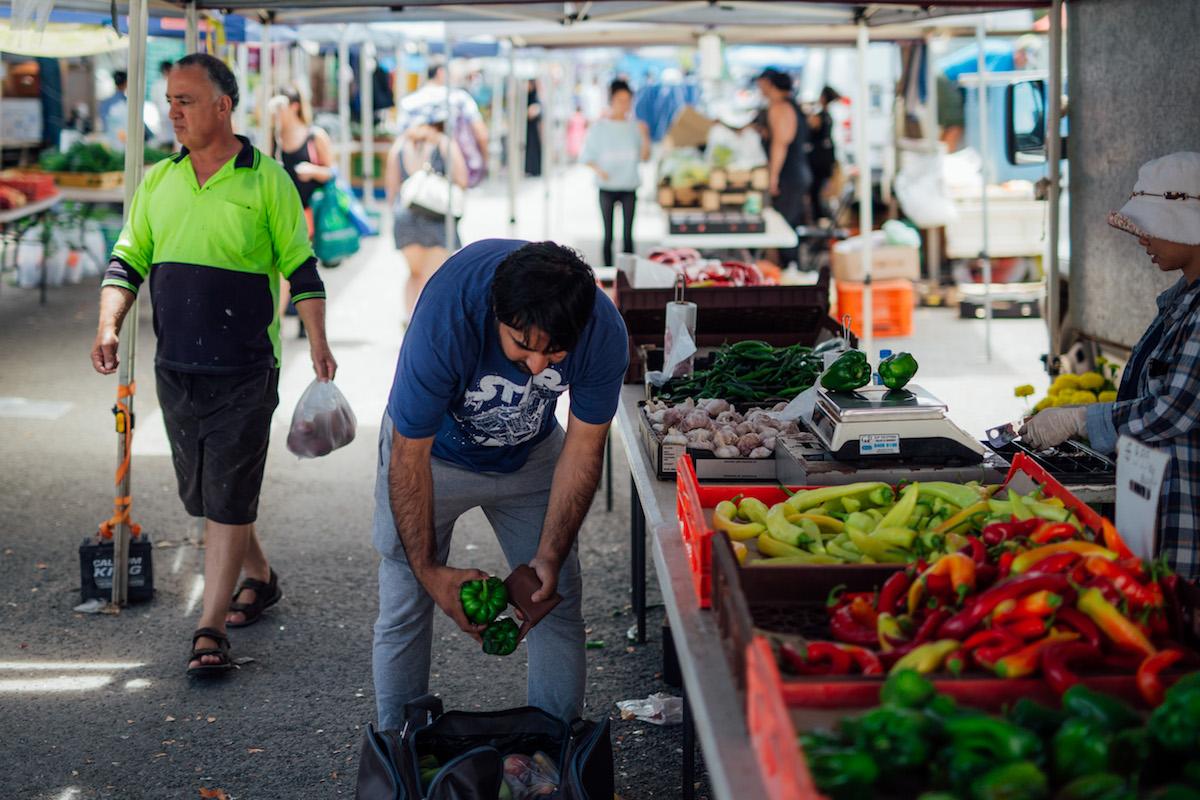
[355,695,614,800]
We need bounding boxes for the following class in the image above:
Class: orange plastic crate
[835,278,915,338]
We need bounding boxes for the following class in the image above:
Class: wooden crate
[49,171,124,189]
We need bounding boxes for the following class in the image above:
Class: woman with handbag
[269,88,335,335]
[385,107,468,319]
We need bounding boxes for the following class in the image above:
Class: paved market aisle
[0,165,1051,799]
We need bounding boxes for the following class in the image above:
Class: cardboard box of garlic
[640,397,802,480]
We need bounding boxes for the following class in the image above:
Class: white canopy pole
[541,61,553,240]
[361,39,376,205]
[976,20,993,362]
[855,18,874,358]
[337,27,352,180]
[184,1,199,54]
[258,18,272,151]
[1046,0,1064,371]
[112,0,149,607]
[507,42,519,236]
[924,34,941,283]
[445,34,457,248]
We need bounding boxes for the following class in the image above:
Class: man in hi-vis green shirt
[90,54,337,677]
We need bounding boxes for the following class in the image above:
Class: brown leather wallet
[503,564,562,642]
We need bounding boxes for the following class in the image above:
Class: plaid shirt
[1087,276,1200,579]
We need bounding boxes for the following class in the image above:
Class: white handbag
[399,143,464,218]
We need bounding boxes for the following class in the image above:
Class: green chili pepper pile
[801,670,1200,800]
[656,340,828,403]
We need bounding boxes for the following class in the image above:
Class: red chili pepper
[1042,642,1102,695]
[1001,617,1049,640]
[998,551,1017,578]
[878,641,920,670]
[826,584,874,609]
[1054,607,1102,649]
[1162,574,1185,638]
[908,553,977,614]
[1101,519,1136,561]
[938,574,1071,641]
[1029,522,1078,544]
[1026,552,1080,575]
[962,628,1023,668]
[1148,607,1171,638]
[913,609,952,644]
[993,631,1079,679]
[847,595,880,629]
[992,591,1065,624]
[1103,649,1145,672]
[877,571,911,616]
[779,641,853,675]
[1136,649,1185,707]
[945,647,968,676]
[835,643,884,676]
[925,573,953,600]
[829,604,880,646]
[982,518,1040,546]
[961,535,988,565]
[1083,557,1160,608]
[975,564,1000,590]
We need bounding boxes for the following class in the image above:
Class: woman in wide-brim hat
[1021,151,1200,578]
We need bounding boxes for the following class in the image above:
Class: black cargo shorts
[155,366,280,525]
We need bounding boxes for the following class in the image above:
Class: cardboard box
[665,106,715,149]
[831,235,920,283]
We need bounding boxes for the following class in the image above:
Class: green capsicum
[880,668,937,709]
[971,761,1049,800]
[1148,672,1200,754]
[460,576,509,624]
[1054,773,1135,800]
[820,350,872,392]
[1006,698,1067,741]
[841,706,934,770]
[1053,718,1112,783]
[481,617,520,656]
[802,745,880,800]
[879,351,919,390]
[1061,685,1141,732]
[943,714,1042,765]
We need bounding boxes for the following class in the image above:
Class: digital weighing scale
[805,384,987,465]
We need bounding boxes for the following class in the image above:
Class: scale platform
[806,384,987,465]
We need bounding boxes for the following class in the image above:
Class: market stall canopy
[46,1,1050,29]
[0,20,127,56]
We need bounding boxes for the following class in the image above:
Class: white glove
[1018,406,1087,451]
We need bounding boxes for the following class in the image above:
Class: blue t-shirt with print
[387,239,629,473]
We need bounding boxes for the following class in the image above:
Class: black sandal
[226,568,283,628]
[186,627,235,678]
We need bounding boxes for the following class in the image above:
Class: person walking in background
[90,54,337,677]
[807,86,840,222]
[581,79,650,267]
[399,62,488,186]
[525,80,543,177]
[756,68,812,267]
[269,87,336,337]
[385,105,468,320]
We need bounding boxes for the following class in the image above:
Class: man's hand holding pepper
[417,564,490,642]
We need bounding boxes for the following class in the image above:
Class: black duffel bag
[355,695,613,800]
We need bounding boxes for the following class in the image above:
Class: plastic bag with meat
[286,379,357,458]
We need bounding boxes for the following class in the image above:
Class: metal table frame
[615,385,769,800]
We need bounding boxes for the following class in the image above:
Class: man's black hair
[609,78,633,98]
[491,242,597,353]
[427,61,445,80]
[159,60,173,75]
[174,53,240,110]
[113,70,128,88]
[757,67,794,94]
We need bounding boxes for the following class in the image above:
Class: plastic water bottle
[874,349,893,385]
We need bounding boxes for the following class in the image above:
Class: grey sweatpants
[371,413,585,730]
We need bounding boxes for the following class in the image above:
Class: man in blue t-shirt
[372,239,628,727]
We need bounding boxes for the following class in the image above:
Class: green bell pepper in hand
[879,351,919,390]
[820,350,873,392]
[459,576,509,625]
[481,617,520,656]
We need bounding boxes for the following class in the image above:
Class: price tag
[859,433,900,456]
[1115,435,1170,561]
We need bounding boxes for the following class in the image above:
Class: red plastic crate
[747,638,821,800]
[0,171,57,201]
[835,278,914,338]
[1002,452,1104,532]
[675,454,900,608]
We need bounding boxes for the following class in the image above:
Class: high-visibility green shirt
[102,135,325,373]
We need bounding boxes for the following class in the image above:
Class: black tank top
[279,130,317,209]
[763,100,811,191]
